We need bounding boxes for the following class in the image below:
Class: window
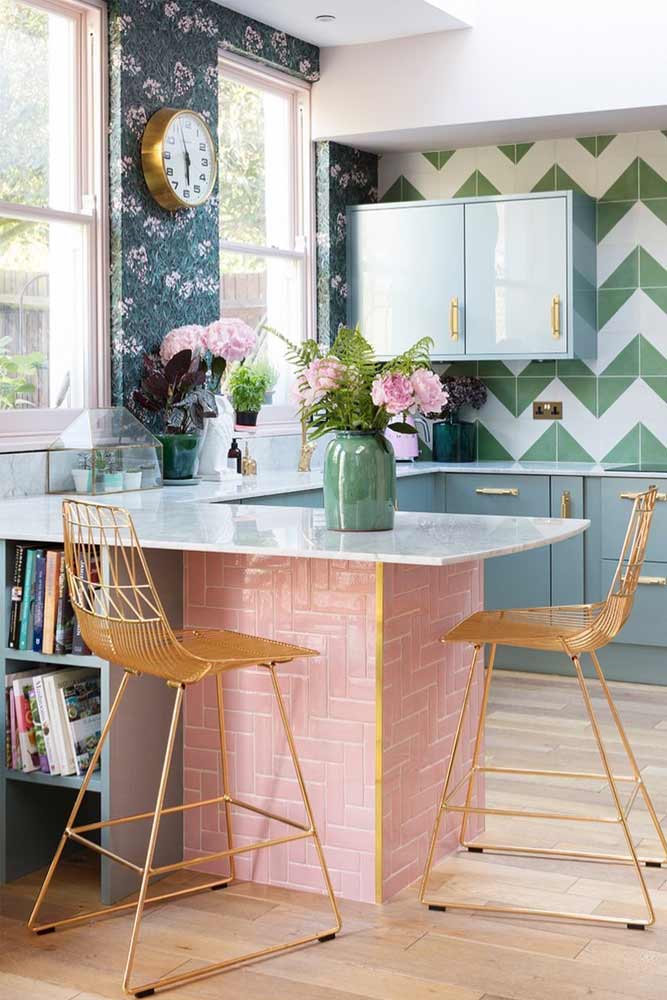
[0,0,107,435]
[218,55,312,425]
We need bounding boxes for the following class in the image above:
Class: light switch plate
[533,401,563,420]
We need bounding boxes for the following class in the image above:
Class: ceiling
[218,1,474,47]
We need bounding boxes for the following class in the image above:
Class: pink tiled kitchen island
[0,485,588,905]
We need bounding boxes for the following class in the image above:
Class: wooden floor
[3,669,667,1000]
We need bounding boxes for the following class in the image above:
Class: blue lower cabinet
[601,558,667,648]
[244,489,323,508]
[551,476,585,606]
[395,473,441,512]
[601,478,667,562]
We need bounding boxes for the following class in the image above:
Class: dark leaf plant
[133,349,217,434]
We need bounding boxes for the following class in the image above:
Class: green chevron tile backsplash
[379,131,667,464]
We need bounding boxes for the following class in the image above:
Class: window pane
[218,74,292,250]
[0,0,77,211]
[0,216,88,409]
[221,250,303,407]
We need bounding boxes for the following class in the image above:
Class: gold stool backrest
[62,499,204,683]
[590,485,658,647]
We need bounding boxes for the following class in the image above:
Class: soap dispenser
[242,442,257,476]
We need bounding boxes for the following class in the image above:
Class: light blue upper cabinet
[465,196,568,357]
[347,191,596,361]
[347,203,465,359]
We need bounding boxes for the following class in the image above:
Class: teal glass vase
[433,419,476,463]
[157,433,200,480]
[323,431,396,531]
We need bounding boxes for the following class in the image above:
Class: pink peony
[160,324,205,363]
[411,369,448,415]
[371,372,415,415]
[295,356,345,407]
[203,317,256,362]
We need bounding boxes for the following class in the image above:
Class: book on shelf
[4,680,20,769]
[18,547,40,651]
[60,675,102,775]
[71,554,97,656]
[32,550,47,653]
[42,550,62,656]
[27,685,49,773]
[33,673,60,774]
[8,667,53,772]
[55,559,75,655]
[44,667,98,776]
[8,544,30,648]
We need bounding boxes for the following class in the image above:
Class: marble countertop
[0,487,588,566]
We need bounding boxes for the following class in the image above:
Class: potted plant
[72,453,92,493]
[282,327,447,531]
[123,466,143,490]
[432,375,487,463]
[133,349,217,480]
[227,361,273,427]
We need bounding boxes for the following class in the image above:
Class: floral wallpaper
[108,0,319,407]
[315,140,378,346]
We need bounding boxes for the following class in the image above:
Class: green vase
[157,433,200,480]
[433,419,476,462]
[323,431,396,531]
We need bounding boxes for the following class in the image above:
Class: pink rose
[160,324,205,363]
[371,372,415,415]
[203,318,257,361]
[295,356,345,407]
[411,369,448,415]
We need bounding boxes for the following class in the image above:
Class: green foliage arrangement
[227,361,273,414]
[269,325,447,441]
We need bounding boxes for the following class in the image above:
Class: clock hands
[179,121,191,187]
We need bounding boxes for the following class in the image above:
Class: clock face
[161,111,216,207]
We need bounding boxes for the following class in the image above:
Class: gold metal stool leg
[419,644,482,907]
[216,673,236,883]
[122,664,341,997]
[28,670,134,934]
[459,644,496,849]
[589,650,667,867]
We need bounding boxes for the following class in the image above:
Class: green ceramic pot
[433,419,476,463]
[324,431,396,531]
[157,433,200,480]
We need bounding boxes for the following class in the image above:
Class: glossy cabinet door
[464,196,568,357]
[347,203,465,359]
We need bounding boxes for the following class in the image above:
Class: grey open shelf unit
[0,537,184,905]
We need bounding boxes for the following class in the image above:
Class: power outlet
[533,401,563,420]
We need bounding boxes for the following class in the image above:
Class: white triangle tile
[634,207,667,265]
[437,147,478,197]
[596,136,640,199]
[595,377,665,457]
[597,201,646,253]
[552,380,600,458]
[639,290,667,332]
[554,138,597,197]
[597,288,641,335]
[591,329,637,376]
[474,145,517,194]
[513,140,556,192]
[597,241,638,286]
[637,131,667,160]
[639,324,667,362]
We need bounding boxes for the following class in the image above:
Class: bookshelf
[0,537,185,905]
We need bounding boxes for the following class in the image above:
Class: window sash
[0,0,108,443]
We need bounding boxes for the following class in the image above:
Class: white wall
[312,0,667,150]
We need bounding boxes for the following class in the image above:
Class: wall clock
[141,108,217,211]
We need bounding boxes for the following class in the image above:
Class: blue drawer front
[445,474,550,517]
[601,478,667,562]
[601,558,667,648]
[396,474,439,512]
[244,489,323,508]
[445,474,551,611]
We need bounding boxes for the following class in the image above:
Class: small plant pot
[123,471,143,490]
[72,468,92,493]
[433,419,476,463]
[102,472,124,493]
[157,433,200,480]
[235,410,259,427]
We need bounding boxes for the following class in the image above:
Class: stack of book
[4,667,102,777]
[7,545,92,656]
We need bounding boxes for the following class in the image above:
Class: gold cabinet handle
[620,491,667,502]
[475,487,519,497]
[551,295,561,339]
[638,576,667,586]
[560,490,571,518]
[449,296,459,341]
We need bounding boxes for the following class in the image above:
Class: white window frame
[0,0,109,453]
[218,52,314,435]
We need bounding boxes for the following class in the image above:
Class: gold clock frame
[141,107,217,211]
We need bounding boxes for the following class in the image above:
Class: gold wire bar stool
[28,500,341,997]
[420,485,667,930]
